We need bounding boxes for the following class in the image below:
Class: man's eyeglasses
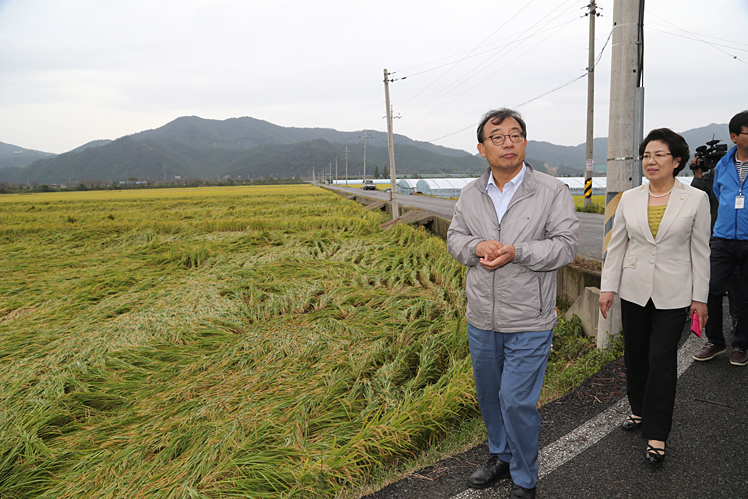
[485,132,525,146]
[641,152,672,161]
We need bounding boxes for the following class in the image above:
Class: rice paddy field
[0,185,619,498]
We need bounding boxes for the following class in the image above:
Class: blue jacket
[712,146,748,240]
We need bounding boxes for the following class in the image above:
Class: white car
[362,180,376,190]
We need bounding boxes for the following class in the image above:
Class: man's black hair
[729,110,748,136]
[477,108,527,143]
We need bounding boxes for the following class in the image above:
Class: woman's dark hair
[639,128,690,176]
[477,108,526,143]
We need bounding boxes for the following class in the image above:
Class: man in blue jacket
[694,110,748,366]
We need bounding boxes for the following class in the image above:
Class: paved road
[331,185,459,219]
[329,185,604,261]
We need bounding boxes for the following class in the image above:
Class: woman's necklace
[649,187,673,198]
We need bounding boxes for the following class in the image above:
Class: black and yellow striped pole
[602,190,623,260]
[584,177,592,202]
[583,158,594,207]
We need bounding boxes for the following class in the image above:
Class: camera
[690,137,728,171]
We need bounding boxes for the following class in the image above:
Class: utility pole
[632,0,646,188]
[583,0,599,208]
[335,156,338,185]
[383,68,399,220]
[345,147,349,186]
[312,165,315,184]
[598,0,644,348]
[329,162,332,185]
[359,131,372,183]
[604,0,644,257]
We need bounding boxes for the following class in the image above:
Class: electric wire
[646,9,748,65]
[368,1,600,151]
[393,0,539,112]
[644,27,748,53]
[400,15,580,132]
[396,0,581,118]
[396,17,587,82]
[392,1,537,75]
[399,17,581,133]
[418,25,613,147]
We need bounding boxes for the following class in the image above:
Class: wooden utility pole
[598,0,644,348]
[583,0,598,208]
[345,147,349,186]
[359,131,372,182]
[335,156,338,185]
[383,68,399,220]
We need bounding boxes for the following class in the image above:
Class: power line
[645,26,748,54]
[514,73,587,108]
[424,124,476,145]
[595,29,613,66]
[365,2,604,151]
[396,19,581,82]
[414,71,588,146]
[393,2,538,75]
[645,9,748,65]
[418,25,614,147]
[393,0,539,110]
[395,0,582,118]
[400,15,580,132]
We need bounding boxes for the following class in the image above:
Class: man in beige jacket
[447,108,579,499]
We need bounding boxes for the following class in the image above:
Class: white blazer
[600,178,711,309]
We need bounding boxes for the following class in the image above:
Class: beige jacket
[600,179,711,308]
[447,166,579,332]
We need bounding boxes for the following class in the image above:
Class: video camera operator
[690,138,738,322]
[690,152,719,233]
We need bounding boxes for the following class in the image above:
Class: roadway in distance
[327,184,604,261]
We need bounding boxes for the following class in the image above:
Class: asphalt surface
[329,185,604,261]
[362,297,748,499]
[331,185,459,219]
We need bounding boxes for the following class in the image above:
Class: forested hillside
[0,116,732,185]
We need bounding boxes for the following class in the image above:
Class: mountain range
[0,116,734,185]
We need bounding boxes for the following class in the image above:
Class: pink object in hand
[691,312,702,338]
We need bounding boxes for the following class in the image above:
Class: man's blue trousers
[467,322,553,490]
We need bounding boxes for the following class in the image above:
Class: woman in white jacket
[599,128,710,464]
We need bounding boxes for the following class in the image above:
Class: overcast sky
[1,0,746,155]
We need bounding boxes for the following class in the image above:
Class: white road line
[449,333,701,498]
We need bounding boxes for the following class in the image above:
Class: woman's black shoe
[621,415,642,431]
[645,443,666,464]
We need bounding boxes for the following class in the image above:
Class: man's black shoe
[466,455,510,489]
[509,482,537,499]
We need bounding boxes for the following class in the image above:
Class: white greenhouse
[332,176,694,198]
[396,179,419,194]
[415,178,475,198]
